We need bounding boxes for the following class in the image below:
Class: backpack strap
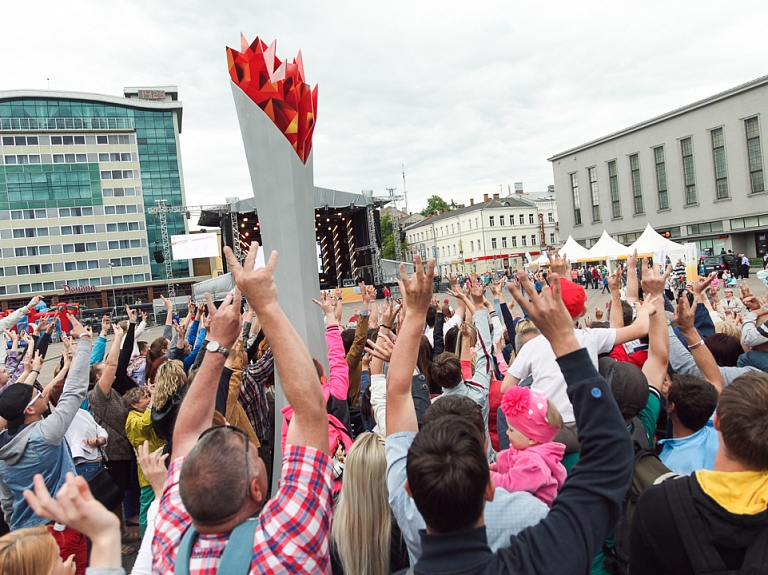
[630,417,651,451]
[664,477,727,574]
[174,519,258,575]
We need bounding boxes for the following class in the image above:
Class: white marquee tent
[559,236,592,262]
[584,230,633,261]
[629,224,686,261]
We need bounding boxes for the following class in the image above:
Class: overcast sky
[4,1,768,214]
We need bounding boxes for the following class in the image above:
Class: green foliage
[420,195,450,217]
[380,213,409,261]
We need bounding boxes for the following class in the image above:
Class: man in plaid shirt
[152,243,334,575]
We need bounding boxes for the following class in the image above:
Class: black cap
[599,356,649,418]
[0,384,34,433]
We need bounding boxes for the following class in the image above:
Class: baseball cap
[0,384,35,434]
[550,278,587,319]
[598,357,649,419]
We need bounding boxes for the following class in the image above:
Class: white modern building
[549,74,768,258]
[404,187,559,276]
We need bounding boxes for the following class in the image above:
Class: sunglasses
[26,390,43,409]
[198,425,252,501]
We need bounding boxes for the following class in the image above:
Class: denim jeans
[74,460,103,482]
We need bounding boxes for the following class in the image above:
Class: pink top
[490,442,567,507]
[496,353,509,377]
[280,324,349,451]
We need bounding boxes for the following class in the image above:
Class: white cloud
[3,0,768,212]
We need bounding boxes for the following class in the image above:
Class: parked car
[702,254,739,278]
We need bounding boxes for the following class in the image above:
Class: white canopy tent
[583,230,633,262]
[629,224,686,261]
[559,236,592,262]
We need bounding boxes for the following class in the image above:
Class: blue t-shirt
[658,423,720,476]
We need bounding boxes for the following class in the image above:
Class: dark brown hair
[668,375,718,432]
[406,417,488,533]
[430,352,462,390]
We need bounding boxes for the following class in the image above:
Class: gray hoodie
[0,337,91,529]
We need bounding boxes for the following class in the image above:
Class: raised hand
[507,270,580,357]
[398,255,435,315]
[140,310,148,324]
[31,350,44,372]
[111,322,123,338]
[125,305,138,324]
[311,291,336,317]
[335,286,343,300]
[739,281,753,301]
[223,242,278,315]
[360,281,372,310]
[100,315,111,337]
[27,296,42,309]
[3,328,18,344]
[641,262,672,297]
[366,334,394,363]
[137,441,169,499]
[24,473,121,568]
[187,296,195,316]
[607,266,623,293]
[469,279,485,307]
[548,248,569,277]
[161,295,173,312]
[693,272,717,298]
[674,295,696,334]
[205,290,243,351]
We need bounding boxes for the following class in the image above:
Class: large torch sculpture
[227,35,324,487]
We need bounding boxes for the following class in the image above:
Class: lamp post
[108,262,116,317]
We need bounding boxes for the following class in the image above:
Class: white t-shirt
[508,328,617,423]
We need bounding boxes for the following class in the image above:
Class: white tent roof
[629,224,686,259]
[559,236,591,262]
[584,230,633,261]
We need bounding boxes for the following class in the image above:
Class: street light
[107,262,116,317]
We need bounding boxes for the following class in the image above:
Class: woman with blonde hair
[331,432,409,575]
[150,359,187,452]
[0,525,72,575]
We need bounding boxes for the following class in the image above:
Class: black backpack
[665,476,768,574]
[604,418,677,575]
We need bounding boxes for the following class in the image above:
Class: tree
[420,195,450,217]
[380,213,409,260]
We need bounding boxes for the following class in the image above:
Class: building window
[489,216,495,227]
[680,137,697,205]
[453,245,456,255]
[529,214,534,224]
[745,117,764,193]
[477,240,481,251]
[501,237,507,248]
[511,236,517,247]
[518,214,524,225]
[451,224,455,234]
[607,160,621,218]
[653,146,668,210]
[570,172,581,225]
[548,212,554,223]
[510,214,515,226]
[522,236,527,247]
[531,234,536,245]
[499,215,505,226]
[550,233,555,244]
[491,238,497,249]
[711,128,728,199]
[587,166,600,222]
[629,154,644,214]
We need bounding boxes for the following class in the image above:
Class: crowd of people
[0,242,766,575]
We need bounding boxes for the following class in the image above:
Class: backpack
[664,476,768,574]
[603,417,677,575]
[174,517,258,575]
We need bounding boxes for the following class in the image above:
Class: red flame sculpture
[227,35,318,164]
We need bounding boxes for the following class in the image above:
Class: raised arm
[98,324,124,397]
[313,292,349,401]
[112,306,137,395]
[227,243,328,452]
[386,255,435,436]
[161,295,174,340]
[626,250,640,304]
[608,266,625,328]
[673,294,724,392]
[641,263,671,391]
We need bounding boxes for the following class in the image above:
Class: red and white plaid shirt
[151,445,333,575]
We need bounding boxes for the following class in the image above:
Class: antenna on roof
[402,164,408,214]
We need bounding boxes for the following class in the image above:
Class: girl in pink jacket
[490,386,567,507]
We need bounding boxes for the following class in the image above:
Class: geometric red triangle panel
[227,35,318,164]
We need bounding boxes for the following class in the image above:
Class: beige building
[404,188,559,276]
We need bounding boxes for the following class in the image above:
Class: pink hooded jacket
[490,442,567,507]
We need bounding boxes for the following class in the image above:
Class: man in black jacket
[391,262,633,575]
[629,370,768,574]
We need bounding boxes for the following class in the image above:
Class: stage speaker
[153,250,165,264]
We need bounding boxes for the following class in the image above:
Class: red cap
[550,277,586,319]
[349,316,357,323]
[443,299,449,304]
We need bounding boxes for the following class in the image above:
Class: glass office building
[0,87,188,285]
[0,87,190,308]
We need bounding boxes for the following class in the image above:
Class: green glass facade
[0,98,188,280]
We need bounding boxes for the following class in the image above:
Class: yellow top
[125,408,165,488]
[695,469,768,515]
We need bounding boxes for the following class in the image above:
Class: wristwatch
[206,340,230,358]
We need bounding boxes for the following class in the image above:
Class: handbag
[86,449,123,511]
